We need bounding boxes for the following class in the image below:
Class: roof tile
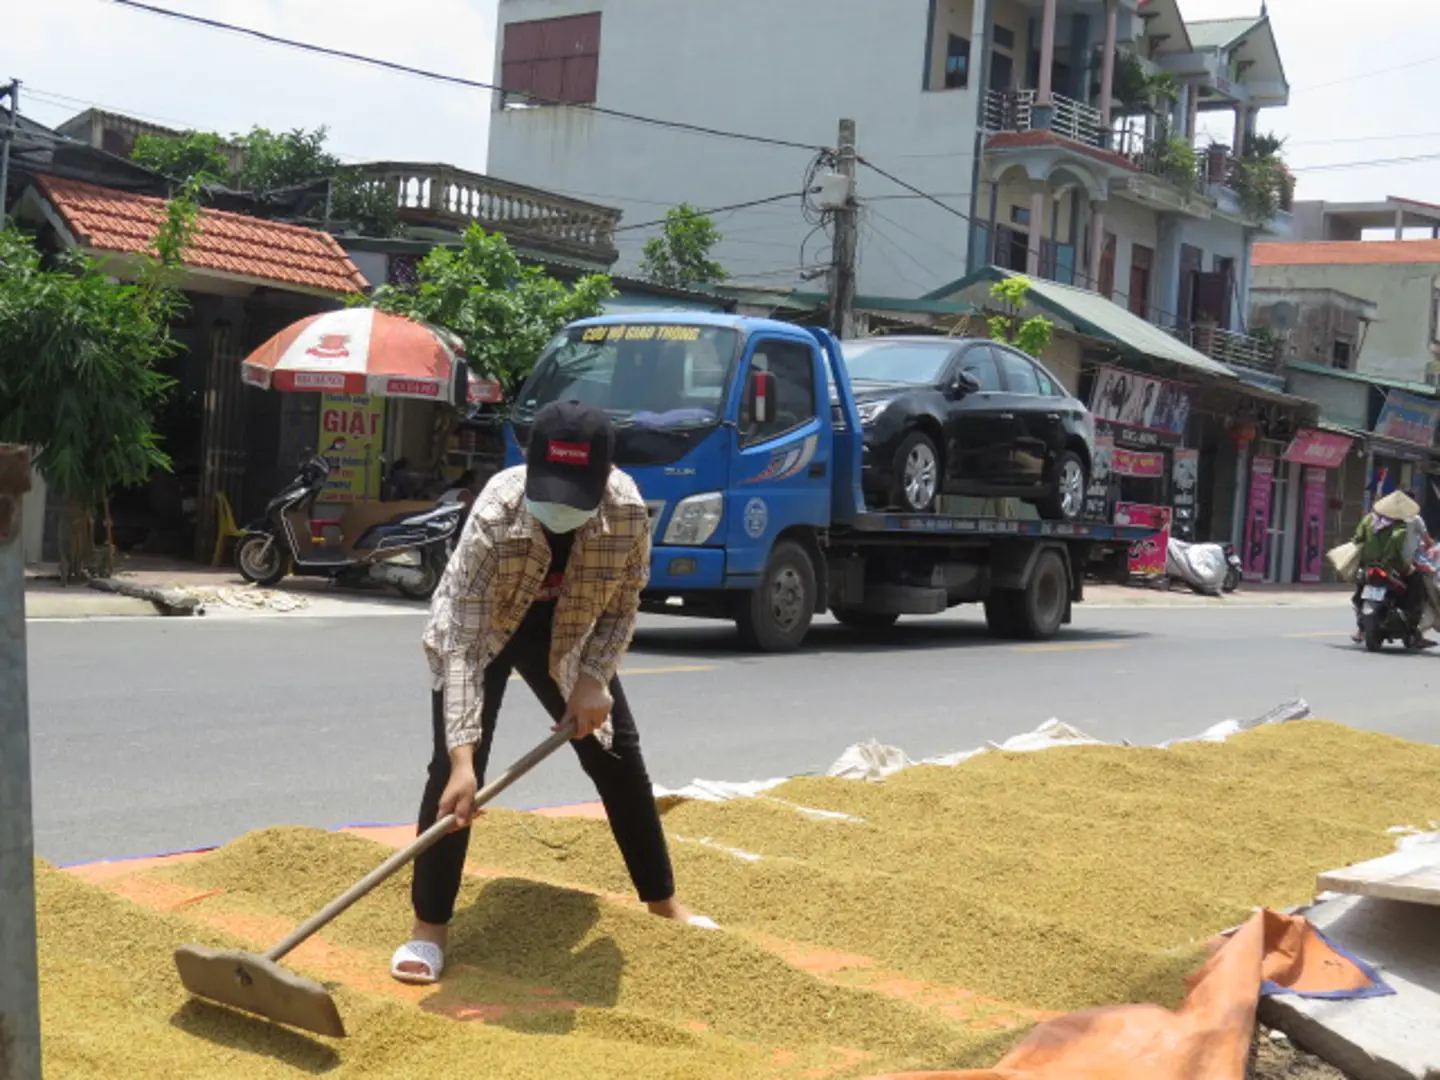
[1254,240,1440,267]
[35,175,369,295]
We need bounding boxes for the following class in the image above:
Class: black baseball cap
[525,400,614,511]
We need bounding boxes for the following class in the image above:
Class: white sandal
[688,914,720,931]
[390,940,445,985]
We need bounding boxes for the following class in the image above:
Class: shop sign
[1084,435,1116,520]
[1300,467,1327,584]
[1115,502,1170,577]
[1373,390,1440,447]
[1172,448,1199,538]
[1089,365,1192,441]
[1112,448,1165,478]
[318,393,385,503]
[1242,456,1276,582]
[1283,429,1352,469]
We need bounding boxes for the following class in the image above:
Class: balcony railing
[984,89,1105,149]
[1170,324,1282,373]
[347,162,621,262]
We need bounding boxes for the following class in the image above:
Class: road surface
[26,601,1439,865]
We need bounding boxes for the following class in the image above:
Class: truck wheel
[736,540,816,652]
[833,608,900,633]
[984,593,1023,639]
[1015,549,1069,641]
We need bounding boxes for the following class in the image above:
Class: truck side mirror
[749,369,776,425]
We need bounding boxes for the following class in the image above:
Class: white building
[488,0,1292,352]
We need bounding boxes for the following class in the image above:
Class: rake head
[174,944,346,1039]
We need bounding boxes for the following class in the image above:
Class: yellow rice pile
[37,720,1440,1078]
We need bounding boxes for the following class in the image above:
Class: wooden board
[1316,845,1440,907]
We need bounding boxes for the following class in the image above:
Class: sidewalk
[24,555,425,620]
[1085,581,1352,609]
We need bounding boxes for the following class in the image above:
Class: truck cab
[506,313,854,648]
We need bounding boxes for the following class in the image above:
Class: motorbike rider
[1350,489,1434,647]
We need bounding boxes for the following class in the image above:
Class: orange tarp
[864,909,1373,1080]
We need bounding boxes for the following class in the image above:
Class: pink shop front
[1234,427,1358,585]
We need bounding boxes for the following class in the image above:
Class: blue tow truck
[504,312,1151,651]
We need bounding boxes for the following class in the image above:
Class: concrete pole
[1099,1,1119,133]
[1089,203,1107,292]
[1232,105,1245,154]
[1028,187,1047,275]
[1036,0,1059,105]
[0,444,41,1080]
[829,119,858,341]
[0,81,18,224]
[1394,207,1405,241]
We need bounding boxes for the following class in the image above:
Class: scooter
[1221,543,1242,593]
[1165,537,1234,597]
[1356,565,1421,653]
[235,455,463,601]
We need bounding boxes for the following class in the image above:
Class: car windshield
[515,323,739,429]
[841,341,952,385]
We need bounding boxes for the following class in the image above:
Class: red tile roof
[35,175,369,295]
[1253,240,1440,267]
[985,130,1139,174]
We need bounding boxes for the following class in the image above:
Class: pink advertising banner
[1300,467,1327,584]
[1115,502,1171,577]
[1283,429,1352,469]
[1243,457,1276,582]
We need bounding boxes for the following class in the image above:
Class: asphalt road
[25,601,1440,865]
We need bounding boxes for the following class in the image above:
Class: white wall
[1252,261,1438,383]
[490,0,982,298]
[1101,197,1160,311]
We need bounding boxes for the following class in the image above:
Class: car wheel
[833,608,900,633]
[1039,450,1087,522]
[735,540,816,652]
[889,431,939,513]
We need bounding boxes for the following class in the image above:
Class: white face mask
[526,498,598,534]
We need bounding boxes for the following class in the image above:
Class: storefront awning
[924,267,1237,380]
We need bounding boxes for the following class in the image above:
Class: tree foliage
[987,275,1055,358]
[130,125,399,236]
[0,185,200,579]
[640,204,727,289]
[368,224,615,399]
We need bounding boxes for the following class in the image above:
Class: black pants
[411,642,675,926]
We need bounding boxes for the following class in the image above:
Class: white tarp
[1166,538,1228,595]
[653,700,1311,805]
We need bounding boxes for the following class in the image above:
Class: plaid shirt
[423,465,650,752]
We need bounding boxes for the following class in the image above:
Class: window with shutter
[501,13,602,106]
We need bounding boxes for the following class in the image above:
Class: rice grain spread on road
[38,721,1440,1078]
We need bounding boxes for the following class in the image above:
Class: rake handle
[265,719,578,962]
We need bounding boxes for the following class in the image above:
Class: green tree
[987,275,1055,358]
[129,125,399,236]
[640,204,727,289]
[0,186,200,580]
[131,131,230,184]
[368,224,615,399]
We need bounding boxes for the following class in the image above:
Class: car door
[991,346,1053,489]
[943,344,1014,491]
[726,336,828,577]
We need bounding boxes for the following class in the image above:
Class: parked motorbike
[1221,543,1242,593]
[235,455,463,601]
[1356,565,1420,652]
[1165,537,1238,597]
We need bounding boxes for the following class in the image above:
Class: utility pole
[829,118,858,340]
[0,444,41,1080]
[0,81,18,225]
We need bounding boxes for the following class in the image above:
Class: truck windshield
[842,341,953,385]
[515,324,739,429]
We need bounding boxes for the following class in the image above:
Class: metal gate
[195,319,248,563]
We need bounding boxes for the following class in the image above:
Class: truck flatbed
[841,512,1154,543]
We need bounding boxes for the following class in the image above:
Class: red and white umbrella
[241,308,469,404]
